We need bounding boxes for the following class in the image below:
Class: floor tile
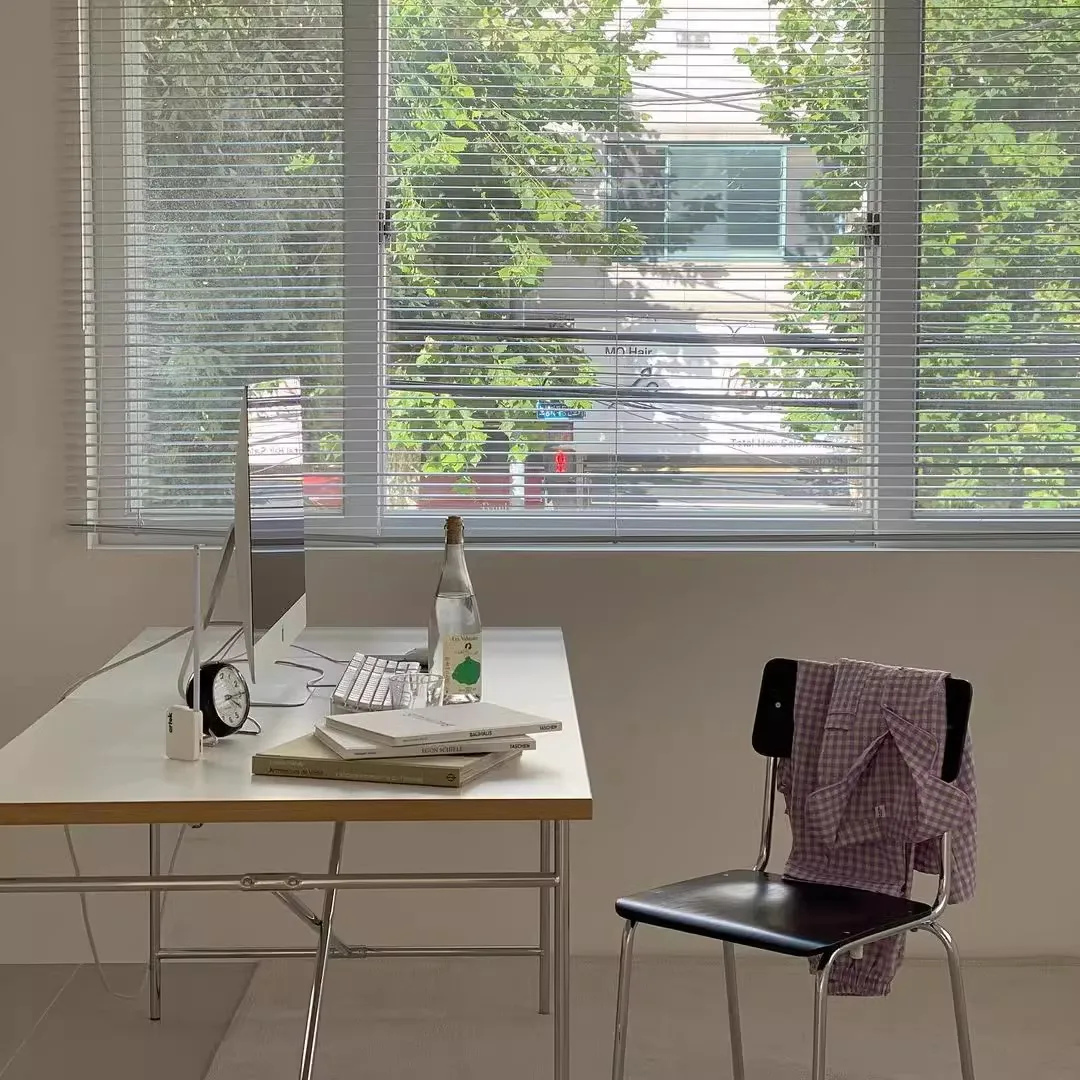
[2,963,253,1080]
[0,965,76,1075]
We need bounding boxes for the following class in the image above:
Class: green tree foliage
[385,0,660,477]
[737,0,1080,510]
[137,0,660,510]
[141,1,342,507]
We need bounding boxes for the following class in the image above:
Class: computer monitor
[234,384,308,686]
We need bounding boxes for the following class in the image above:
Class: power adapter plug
[165,706,202,761]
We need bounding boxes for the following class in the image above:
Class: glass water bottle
[427,515,482,703]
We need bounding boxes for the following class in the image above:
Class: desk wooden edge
[0,798,594,827]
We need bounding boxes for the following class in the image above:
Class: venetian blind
[73,0,1080,545]
[916,0,1080,528]
[67,0,880,544]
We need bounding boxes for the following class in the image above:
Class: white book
[323,701,563,747]
[315,721,537,760]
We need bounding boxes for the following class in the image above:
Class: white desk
[0,627,591,1080]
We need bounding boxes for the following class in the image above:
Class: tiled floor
[0,964,253,1080]
[5,957,1080,1080]
[204,954,1080,1080]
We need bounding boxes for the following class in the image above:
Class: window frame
[82,0,1080,549]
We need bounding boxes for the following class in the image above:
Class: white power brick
[165,706,202,761]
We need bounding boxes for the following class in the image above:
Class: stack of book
[251,702,563,789]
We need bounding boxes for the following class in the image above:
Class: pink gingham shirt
[777,659,977,996]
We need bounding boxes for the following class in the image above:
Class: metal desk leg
[553,821,570,1080]
[149,824,161,1021]
[298,822,347,1080]
[539,821,552,1015]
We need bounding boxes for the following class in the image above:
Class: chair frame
[611,756,977,1080]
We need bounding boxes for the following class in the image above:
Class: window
[72,0,1080,546]
[915,0,1080,516]
[609,143,788,260]
[674,29,712,48]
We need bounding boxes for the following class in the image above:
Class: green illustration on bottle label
[452,655,481,686]
[443,633,481,695]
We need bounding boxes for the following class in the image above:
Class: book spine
[313,727,382,758]
[317,728,535,760]
[388,720,563,747]
[252,758,461,788]
[312,735,380,758]
[415,738,534,755]
[350,738,534,757]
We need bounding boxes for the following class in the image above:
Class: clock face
[212,664,250,730]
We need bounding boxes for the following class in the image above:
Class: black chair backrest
[751,658,971,783]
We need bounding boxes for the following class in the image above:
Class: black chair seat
[615,870,931,958]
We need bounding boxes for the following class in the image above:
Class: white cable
[212,657,328,710]
[211,628,243,662]
[253,661,326,709]
[275,660,327,679]
[59,644,325,997]
[56,622,244,996]
[63,824,188,1001]
[176,624,243,701]
[250,660,327,708]
[58,627,195,704]
[56,623,243,707]
[293,644,350,666]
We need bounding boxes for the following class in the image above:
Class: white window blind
[67,0,1080,546]
[917,0,1080,520]
[75,0,346,530]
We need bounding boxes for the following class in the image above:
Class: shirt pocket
[813,710,861,788]
[804,729,890,848]
[841,736,920,845]
[880,705,972,842]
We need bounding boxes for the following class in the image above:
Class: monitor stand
[176,529,239,701]
[180,525,311,709]
[204,526,236,628]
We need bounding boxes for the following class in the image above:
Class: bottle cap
[445,515,464,542]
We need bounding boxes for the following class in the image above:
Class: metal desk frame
[0,819,570,1080]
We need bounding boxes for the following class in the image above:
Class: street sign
[537,400,586,421]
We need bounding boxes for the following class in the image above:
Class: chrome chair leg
[927,923,976,1080]
[722,942,746,1080]
[811,960,831,1080]
[611,921,637,1080]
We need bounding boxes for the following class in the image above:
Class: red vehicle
[304,434,585,513]
[303,472,343,510]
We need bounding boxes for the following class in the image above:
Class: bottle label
[442,634,482,696]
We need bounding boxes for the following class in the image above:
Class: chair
[610,658,976,1080]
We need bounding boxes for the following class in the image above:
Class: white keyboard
[331,653,421,713]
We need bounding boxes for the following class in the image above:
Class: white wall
[3,0,1080,964]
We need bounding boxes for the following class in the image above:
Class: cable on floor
[58,632,330,999]
[63,824,188,1001]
